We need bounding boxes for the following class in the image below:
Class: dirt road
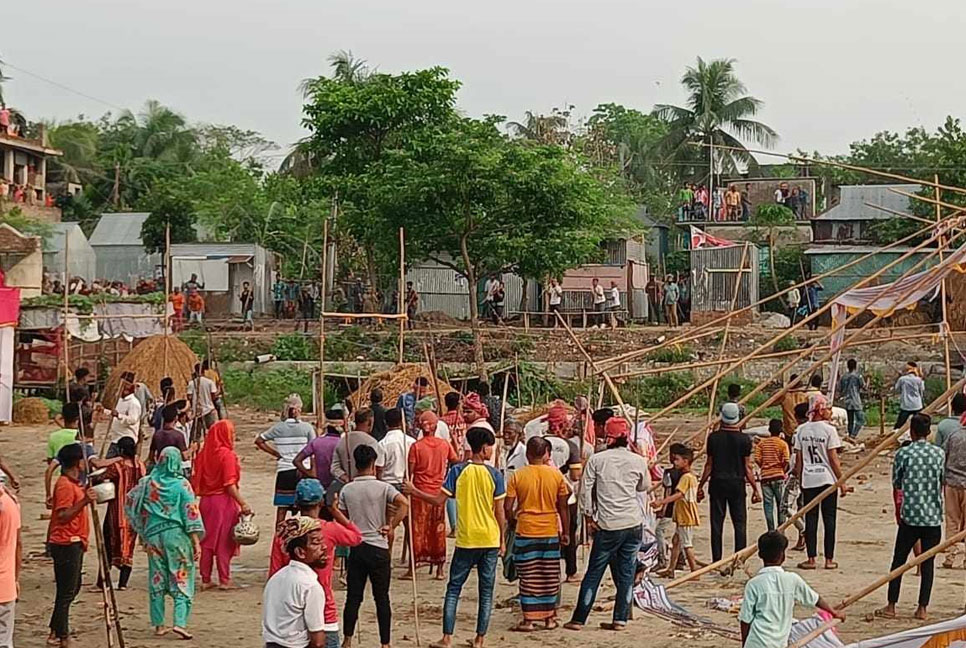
[4,412,964,648]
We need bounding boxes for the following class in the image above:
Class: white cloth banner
[826,244,966,402]
[0,326,13,423]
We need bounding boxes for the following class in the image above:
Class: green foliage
[772,336,799,352]
[618,373,770,410]
[271,333,318,361]
[22,292,164,313]
[511,362,590,408]
[139,186,197,253]
[0,206,55,240]
[221,367,336,413]
[870,217,922,245]
[177,329,207,358]
[664,250,690,275]
[751,203,796,228]
[648,345,693,363]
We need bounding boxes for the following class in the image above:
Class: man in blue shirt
[396,377,429,432]
[876,413,945,621]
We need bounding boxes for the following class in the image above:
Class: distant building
[170,242,275,315]
[0,127,63,223]
[44,222,97,282]
[812,184,920,244]
[0,223,42,298]
[89,212,162,284]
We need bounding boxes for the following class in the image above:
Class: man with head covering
[564,417,650,632]
[108,371,142,458]
[263,516,328,648]
[414,397,451,441]
[269,479,362,648]
[406,410,459,579]
[542,403,582,582]
[698,402,761,563]
[461,392,494,465]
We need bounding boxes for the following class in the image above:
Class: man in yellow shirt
[505,437,570,631]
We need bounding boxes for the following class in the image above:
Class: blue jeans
[761,479,784,531]
[569,525,641,626]
[443,547,498,637]
[446,498,457,532]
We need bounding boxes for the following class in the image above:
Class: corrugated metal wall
[808,250,933,303]
[93,245,162,285]
[691,244,759,313]
[404,259,539,320]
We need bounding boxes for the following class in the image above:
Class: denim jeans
[846,408,865,439]
[761,479,784,531]
[443,547,498,637]
[569,525,641,626]
[446,498,457,534]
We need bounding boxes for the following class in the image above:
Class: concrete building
[0,130,63,223]
[89,212,162,284]
[0,223,43,297]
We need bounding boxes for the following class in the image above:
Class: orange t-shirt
[170,293,185,312]
[187,293,205,312]
[0,489,21,603]
[48,475,89,550]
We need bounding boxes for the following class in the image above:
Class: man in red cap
[543,403,582,582]
[564,416,650,632]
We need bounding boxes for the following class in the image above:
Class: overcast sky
[5,0,963,165]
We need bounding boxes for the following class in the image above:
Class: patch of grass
[772,336,799,353]
[647,345,693,363]
[222,366,338,413]
[271,333,318,361]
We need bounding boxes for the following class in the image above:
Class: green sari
[126,447,205,628]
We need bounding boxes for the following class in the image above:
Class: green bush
[271,333,317,361]
[648,345,693,363]
[773,336,799,353]
[222,366,338,413]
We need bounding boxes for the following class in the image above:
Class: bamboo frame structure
[936,175,953,411]
[317,213,330,429]
[163,222,170,378]
[666,374,966,589]
[705,242,750,425]
[863,201,936,225]
[399,413,422,647]
[398,227,406,364]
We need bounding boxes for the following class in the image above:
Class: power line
[2,60,127,112]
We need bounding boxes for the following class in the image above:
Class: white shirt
[592,284,606,305]
[379,428,415,484]
[793,420,842,489]
[505,442,527,478]
[110,393,142,443]
[549,284,562,306]
[609,287,620,308]
[186,376,217,416]
[262,561,326,648]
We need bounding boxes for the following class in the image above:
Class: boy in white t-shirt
[792,402,848,570]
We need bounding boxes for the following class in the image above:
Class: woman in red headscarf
[405,411,458,579]
[191,420,252,590]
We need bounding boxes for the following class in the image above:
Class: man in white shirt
[378,408,415,489]
[548,278,563,328]
[786,281,801,323]
[792,402,846,571]
[186,363,219,438]
[591,278,606,329]
[263,517,328,648]
[607,281,621,330]
[108,372,142,458]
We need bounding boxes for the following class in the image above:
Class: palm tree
[507,108,573,146]
[654,57,777,175]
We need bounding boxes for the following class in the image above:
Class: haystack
[349,363,454,410]
[13,397,50,424]
[102,335,198,406]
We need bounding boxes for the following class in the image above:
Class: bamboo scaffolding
[596,219,943,372]
[398,227,406,364]
[705,242,750,425]
[666,374,966,589]
[318,213,330,429]
[323,312,409,320]
[62,233,70,401]
[936,175,953,412]
[163,222,170,377]
[890,186,966,214]
[863,201,936,225]
[400,413,422,647]
[646,228,951,427]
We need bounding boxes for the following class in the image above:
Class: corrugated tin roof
[44,222,87,253]
[815,184,921,221]
[89,212,150,246]
[170,242,259,257]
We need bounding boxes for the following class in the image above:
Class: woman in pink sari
[191,420,251,589]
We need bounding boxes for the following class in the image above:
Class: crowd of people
[2,352,966,648]
[645,272,690,326]
[676,181,811,222]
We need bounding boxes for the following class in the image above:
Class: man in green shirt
[47,403,81,462]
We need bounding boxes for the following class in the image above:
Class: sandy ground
[4,411,966,648]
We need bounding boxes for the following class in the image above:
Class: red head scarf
[418,410,439,435]
[191,419,241,496]
[546,403,570,434]
[463,392,489,419]
[604,417,630,441]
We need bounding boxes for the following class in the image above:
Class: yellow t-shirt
[507,464,569,538]
[441,462,506,549]
[673,472,700,527]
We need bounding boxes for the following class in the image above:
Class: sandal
[172,626,193,640]
[825,561,839,570]
[510,623,538,633]
[797,561,817,570]
[873,607,896,619]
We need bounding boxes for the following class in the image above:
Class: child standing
[655,444,685,570]
[755,419,790,532]
[738,531,844,648]
[651,445,700,578]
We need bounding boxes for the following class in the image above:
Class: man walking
[565,418,650,632]
[698,402,761,562]
[664,275,680,328]
[936,393,966,569]
[894,361,925,430]
[838,359,865,440]
[591,278,606,328]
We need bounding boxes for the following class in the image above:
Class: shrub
[773,336,799,353]
[271,333,317,361]
[648,345,693,363]
[221,366,338,413]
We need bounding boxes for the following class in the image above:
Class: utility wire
[3,60,127,112]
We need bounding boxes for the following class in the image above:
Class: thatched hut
[101,335,198,407]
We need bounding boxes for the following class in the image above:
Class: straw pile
[102,335,198,406]
[349,363,454,410]
[13,397,50,424]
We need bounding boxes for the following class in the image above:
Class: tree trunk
[460,235,487,382]
[769,231,780,296]
[364,245,380,310]
[519,278,529,319]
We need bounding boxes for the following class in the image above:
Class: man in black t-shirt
[698,403,761,562]
[369,388,388,442]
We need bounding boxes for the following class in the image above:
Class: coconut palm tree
[654,57,777,176]
[507,108,573,146]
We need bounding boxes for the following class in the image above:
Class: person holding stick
[875,413,944,621]
[339,445,408,648]
[738,531,844,648]
[936,393,966,569]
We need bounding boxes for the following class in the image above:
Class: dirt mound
[102,335,198,406]
[349,363,455,410]
[13,397,50,424]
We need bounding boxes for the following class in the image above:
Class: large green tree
[654,57,777,177]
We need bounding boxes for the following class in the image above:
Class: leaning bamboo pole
[646,228,950,427]
[596,219,942,372]
[666,374,966,589]
[399,414,422,647]
[317,213,330,429]
[936,175,953,412]
[732,232,964,431]
[398,227,406,364]
[863,200,936,225]
[705,242,750,425]
[890,186,966,214]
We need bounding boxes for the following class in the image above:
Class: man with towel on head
[543,404,583,582]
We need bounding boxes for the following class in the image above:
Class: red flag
[690,225,735,249]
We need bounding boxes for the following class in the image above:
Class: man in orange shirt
[0,481,21,648]
[47,443,96,647]
[187,291,205,327]
[169,287,185,332]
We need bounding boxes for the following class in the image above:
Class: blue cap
[295,479,324,505]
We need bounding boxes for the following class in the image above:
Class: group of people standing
[645,272,689,327]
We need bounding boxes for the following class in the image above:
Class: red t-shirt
[268,519,362,630]
[0,489,21,603]
[409,436,458,493]
[48,475,89,550]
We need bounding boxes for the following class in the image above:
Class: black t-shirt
[370,403,388,441]
[661,466,683,518]
[150,427,187,462]
[706,428,752,484]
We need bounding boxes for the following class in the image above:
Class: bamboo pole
[936,175,953,413]
[787,620,841,648]
[496,372,510,469]
[890,186,966,214]
[667,374,966,589]
[398,227,406,364]
[705,242,750,425]
[554,310,633,425]
[318,214,329,429]
[400,413,422,647]
[163,222,170,378]
[646,229,950,427]
[322,312,408,320]
[596,219,941,372]
[62,232,70,402]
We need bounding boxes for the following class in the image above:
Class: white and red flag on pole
[690,225,735,249]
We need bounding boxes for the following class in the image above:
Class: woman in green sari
[125,446,205,639]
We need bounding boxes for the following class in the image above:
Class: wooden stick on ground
[666,374,966,589]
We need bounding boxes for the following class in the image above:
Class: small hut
[101,335,198,407]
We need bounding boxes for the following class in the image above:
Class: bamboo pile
[348,363,454,410]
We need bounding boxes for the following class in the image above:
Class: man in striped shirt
[754,419,790,532]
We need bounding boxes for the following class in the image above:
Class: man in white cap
[698,402,760,562]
